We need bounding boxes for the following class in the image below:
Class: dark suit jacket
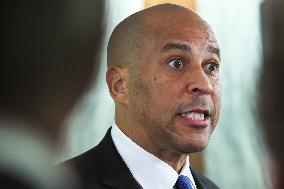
[61,128,219,189]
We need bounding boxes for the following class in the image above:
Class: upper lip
[177,108,211,117]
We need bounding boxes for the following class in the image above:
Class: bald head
[107,7,145,68]
[107,3,211,69]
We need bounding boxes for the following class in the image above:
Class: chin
[175,139,209,154]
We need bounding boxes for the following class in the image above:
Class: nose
[187,68,213,95]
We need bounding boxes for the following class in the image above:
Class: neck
[156,152,187,173]
[115,113,187,173]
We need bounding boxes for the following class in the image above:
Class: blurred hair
[2,1,104,120]
[259,0,284,188]
[259,0,284,163]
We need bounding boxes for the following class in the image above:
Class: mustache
[174,96,216,116]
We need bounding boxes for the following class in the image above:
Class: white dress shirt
[111,123,197,189]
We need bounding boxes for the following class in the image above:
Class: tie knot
[174,175,194,189]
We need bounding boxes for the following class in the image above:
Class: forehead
[144,9,218,51]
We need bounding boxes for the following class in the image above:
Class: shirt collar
[111,122,197,189]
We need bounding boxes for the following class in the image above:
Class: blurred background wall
[59,0,269,188]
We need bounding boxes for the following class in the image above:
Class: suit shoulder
[59,129,112,171]
[57,145,104,188]
[59,144,102,173]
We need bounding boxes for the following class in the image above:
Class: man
[1,1,104,188]
[63,4,221,189]
[260,0,284,188]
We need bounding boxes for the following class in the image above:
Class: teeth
[181,112,205,120]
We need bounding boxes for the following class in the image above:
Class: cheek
[143,77,176,114]
[212,86,221,117]
[129,76,159,108]
[151,75,180,95]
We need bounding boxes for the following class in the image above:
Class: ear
[106,67,129,105]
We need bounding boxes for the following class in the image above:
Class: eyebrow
[161,42,221,60]
[208,46,221,60]
[161,43,191,52]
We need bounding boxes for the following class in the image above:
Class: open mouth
[177,109,211,127]
[179,110,210,121]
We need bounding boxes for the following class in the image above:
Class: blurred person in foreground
[260,0,284,188]
[1,1,104,188]
[63,4,221,189]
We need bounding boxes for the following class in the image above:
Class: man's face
[127,14,221,155]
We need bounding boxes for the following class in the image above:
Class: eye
[205,61,219,76]
[168,58,184,70]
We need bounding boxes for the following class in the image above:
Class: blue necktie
[174,175,195,189]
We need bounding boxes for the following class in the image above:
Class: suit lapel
[99,128,142,189]
[191,168,206,189]
[190,167,219,189]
